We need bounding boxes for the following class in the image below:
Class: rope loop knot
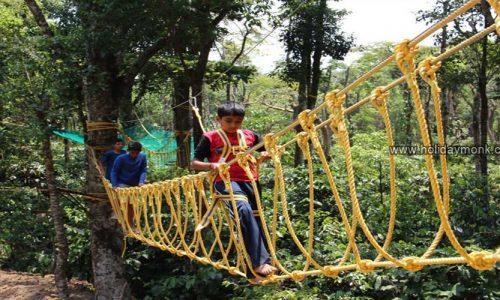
[170,179,181,195]
[193,175,205,190]
[264,134,284,161]
[296,132,310,152]
[357,259,375,273]
[298,110,316,133]
[260,274,279,285]
[325,90,347,135]
[322,265,339,278]
[290,271,306,282]
[213,262,224,270]
[418,57,441,83]
[370,86,390,109]
[402,256,424,272]
[468,251,496,270]
[394,39,419,74]
[217,163,230,179]
[217,163,231,190]
[181,176,193,191]
[236,152,250,168]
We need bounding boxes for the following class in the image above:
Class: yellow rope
[487,0,500,35]
[190,99,207,134]
[369,87,398,263]
[91,2,500,283]
[86,121,119,132]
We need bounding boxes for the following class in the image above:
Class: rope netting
[92,0,499,284]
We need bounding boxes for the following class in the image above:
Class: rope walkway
[93,0,500,284]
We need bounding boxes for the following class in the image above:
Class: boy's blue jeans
[214,180,271,269]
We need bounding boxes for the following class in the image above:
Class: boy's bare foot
[254,264,277,276]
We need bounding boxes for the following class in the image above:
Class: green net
[52,129,85,144]
[51,125,194,167]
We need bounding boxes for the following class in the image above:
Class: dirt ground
[0,270,94,300]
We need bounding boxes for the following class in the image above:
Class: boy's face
[113,142,124,151]
[217,115,244,133]
[128,150,140,158]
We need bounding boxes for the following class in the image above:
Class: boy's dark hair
[128,141,142,151]
[217,102,245,118]
[114,138,124,144]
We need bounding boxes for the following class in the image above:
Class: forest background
[0,0,498,299]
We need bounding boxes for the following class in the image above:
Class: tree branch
[212,9,229,27]
[124,34,172,83]
[261,101,293,113]
[24,0,54,37]
[230,22,251,66]
[453,19,467,36]
[132,68,154,106]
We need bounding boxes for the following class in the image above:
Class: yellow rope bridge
[94,0,499,284]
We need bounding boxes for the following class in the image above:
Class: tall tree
[277,0,352,166]
[3,1,71,297]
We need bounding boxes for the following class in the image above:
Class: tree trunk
[488,105,497,143]
[84,51,130,299]
[192,78,205,147]
[293,40,312,167]
[189,33,212,146]
[477,2,491,177]
[117,78,134,124]
[477,37,488,176]
[226,83,231,102]
[320,66,334,161]
[36,107,70,300]
[64,138,70,165]
[173,76,192,168]
[308,0,326,109]
[442,89,450,141]
[404,89,413,145]
[309,49,322,109]
[472,91,481,170]
[294,80,308,167]
[76,85,87,137]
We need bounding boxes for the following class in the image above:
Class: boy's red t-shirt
[194,129,261,182]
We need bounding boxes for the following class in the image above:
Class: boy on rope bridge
[99,138,126,180]
[111,141,148,231]
[191,102,277,279]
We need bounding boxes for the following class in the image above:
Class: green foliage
[0,188,53,272]
[205,61,257,91]
[0,141,91,279]
[123,244,232,299]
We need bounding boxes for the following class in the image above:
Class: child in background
[100,138,126,180]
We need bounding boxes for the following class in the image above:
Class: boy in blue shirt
[111,141,147,188]
[100,139,126,180]
[111,141,147,232]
